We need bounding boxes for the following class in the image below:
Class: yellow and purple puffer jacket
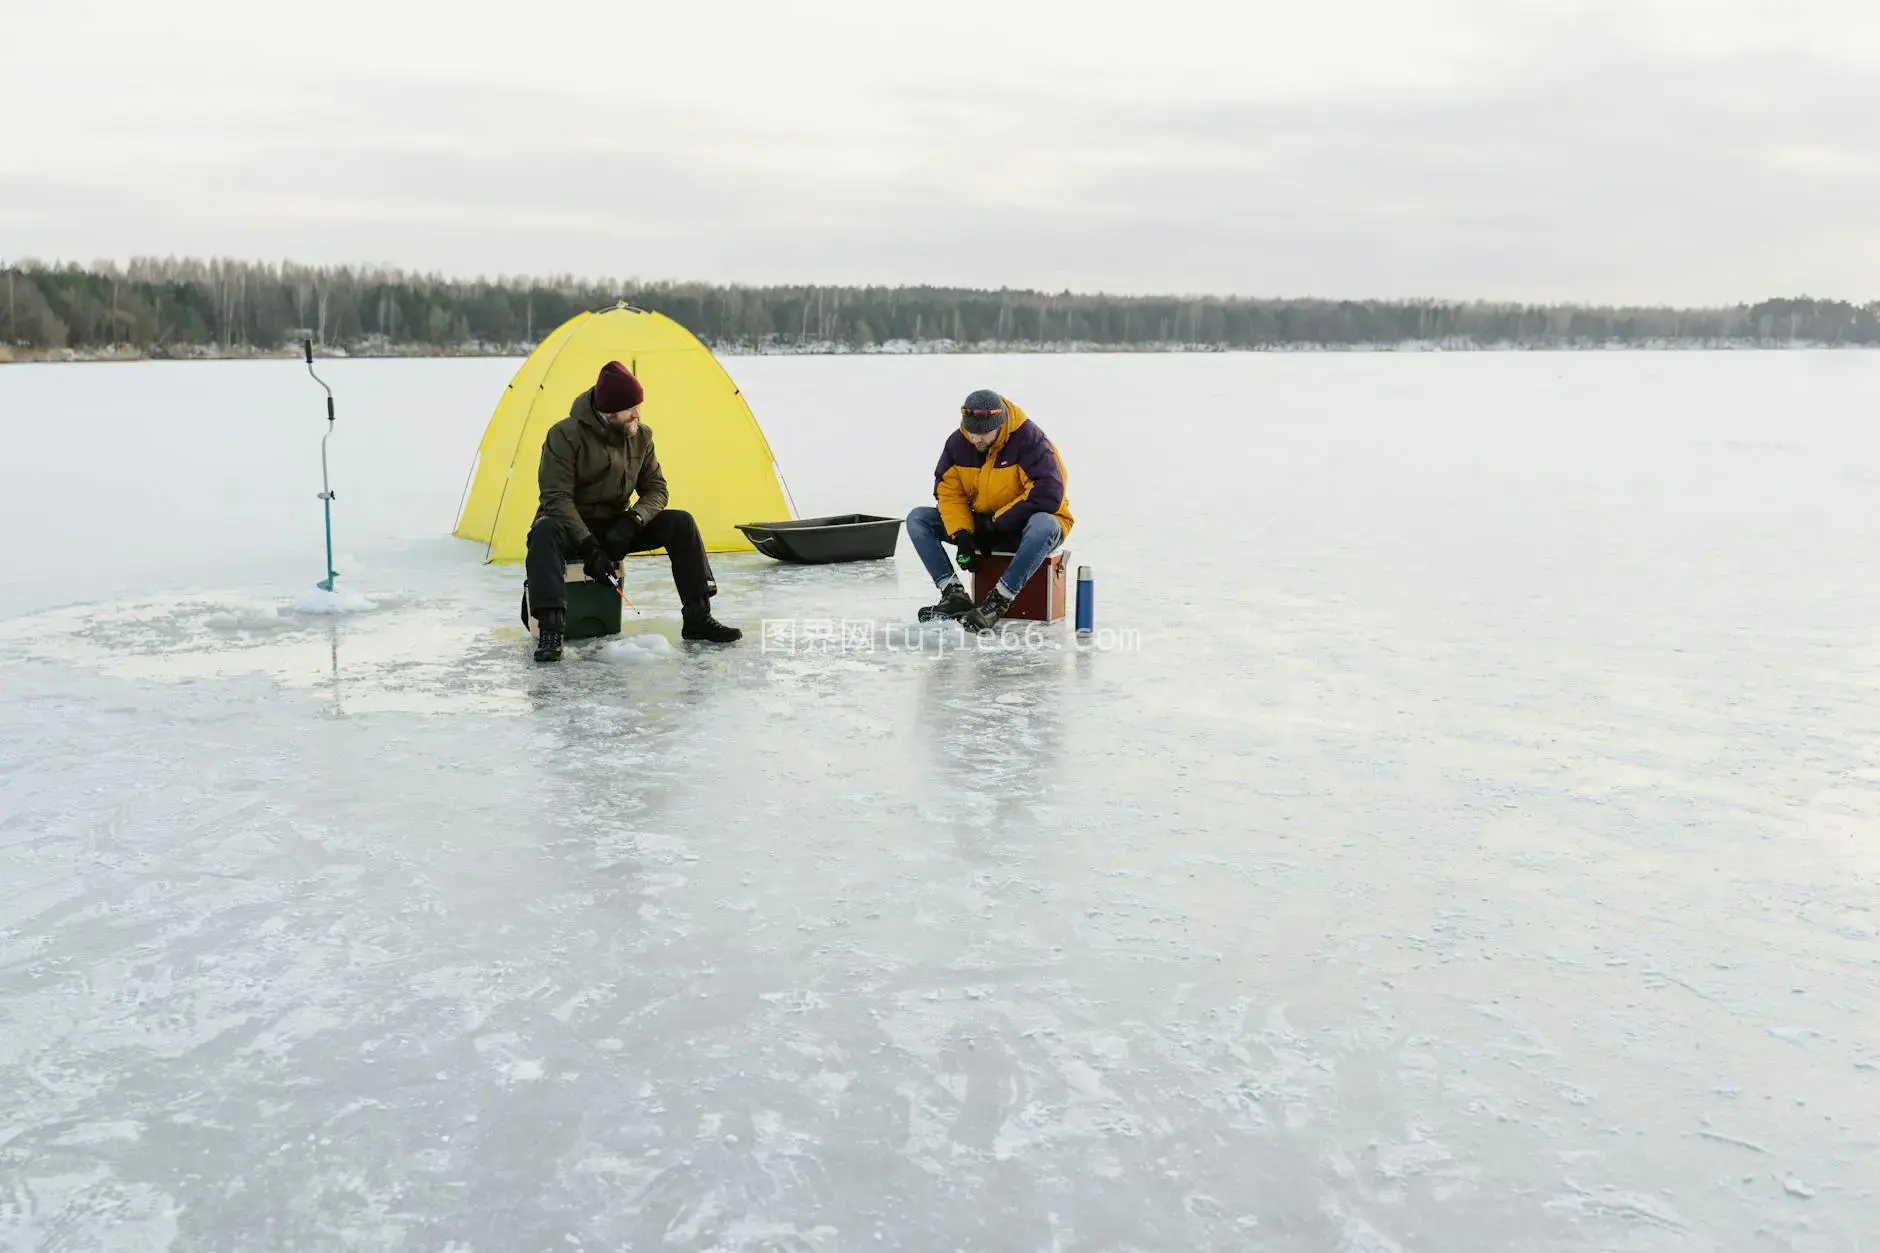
[932,395,1074,540]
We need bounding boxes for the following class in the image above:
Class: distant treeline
[3,257,1878,358]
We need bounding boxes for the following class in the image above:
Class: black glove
[950,529,977,569]
[579,536,616,585]
[972,512,998,555]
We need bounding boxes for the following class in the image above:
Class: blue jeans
[906,506,1063,598]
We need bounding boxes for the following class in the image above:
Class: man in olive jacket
[525,360,741,659]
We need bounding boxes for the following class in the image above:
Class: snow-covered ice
[290,587,379,616]
[597,632,680,666]
[2,351,1878,1250]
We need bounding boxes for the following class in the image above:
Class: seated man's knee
[1028,514,1063,545]
[662,509,697,534]
[907,505,941,529]
[527,516,560,547]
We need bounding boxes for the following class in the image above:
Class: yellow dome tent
[454,303,793,562]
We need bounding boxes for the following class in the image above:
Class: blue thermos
[1075,564,1094,635]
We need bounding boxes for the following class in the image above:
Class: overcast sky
[3,0,1878,303]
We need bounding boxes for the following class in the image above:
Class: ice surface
[3,351,1879,1250]
[290,588,379,615]
[598,632,679,665]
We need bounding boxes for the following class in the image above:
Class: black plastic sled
[736,514,903,564]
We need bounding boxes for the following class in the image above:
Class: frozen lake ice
[2,350,1878,1250]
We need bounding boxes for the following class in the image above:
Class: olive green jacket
[534,387,669,547]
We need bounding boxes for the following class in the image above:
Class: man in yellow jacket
[906,388,1074,630]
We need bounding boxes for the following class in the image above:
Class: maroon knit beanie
[594,361,645,413]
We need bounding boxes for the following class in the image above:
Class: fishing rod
[596,565,638,615]
[303,339,339,592]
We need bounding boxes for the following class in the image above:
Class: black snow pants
[524,509,717,619]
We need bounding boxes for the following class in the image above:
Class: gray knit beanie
[960,389,1007,435]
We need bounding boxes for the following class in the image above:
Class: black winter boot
[961,587,1014,633]
[534,608,565,662]
[682,612,743,644]
[918,580,974,622]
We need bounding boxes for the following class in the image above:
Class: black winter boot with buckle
[918,580,974,622]
[961,586,1014,632]
[534,608,566,662]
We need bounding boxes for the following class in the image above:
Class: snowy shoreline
[3,336,1876,365]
